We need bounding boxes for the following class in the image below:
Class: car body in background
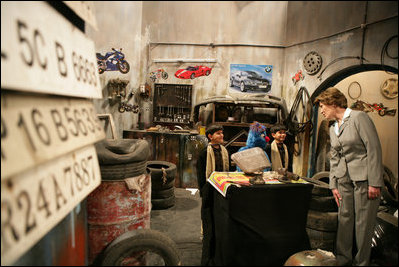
[175,65,212,79]
[230,70,271,92]
[193,94,291,158]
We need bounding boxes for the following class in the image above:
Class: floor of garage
[150,187,202,266]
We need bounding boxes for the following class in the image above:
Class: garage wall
[86,1,144,137]
[283,1,397,177]
[87,1,397,178]
[142,1,288,102]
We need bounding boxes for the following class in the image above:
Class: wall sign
[1,93,105,180]
[1,2,102,98]
[174,65,212,79]
[229,64,273,93]
[1,145,101,265]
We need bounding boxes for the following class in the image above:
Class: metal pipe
[360,1,369,65]
[152,58,217,63]
[148,14,397,50]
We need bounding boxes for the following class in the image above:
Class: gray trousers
[335,175,380,266]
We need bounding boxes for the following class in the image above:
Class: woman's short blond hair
[314,87,347,108]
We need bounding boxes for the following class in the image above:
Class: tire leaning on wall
[147,161,177,209]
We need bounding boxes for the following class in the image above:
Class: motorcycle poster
[96,48,130,74]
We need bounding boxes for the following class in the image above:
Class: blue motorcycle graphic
[96,48,130,74]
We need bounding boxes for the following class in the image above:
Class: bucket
[87,172,151,264]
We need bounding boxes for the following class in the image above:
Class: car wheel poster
[230,64,273,94]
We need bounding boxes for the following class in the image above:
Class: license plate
[1,92,105,180]
[1,145,101,265]
[258,85,267,88]
[1,2,102,98]
[63,1,98,30]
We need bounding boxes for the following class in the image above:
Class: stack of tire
[147,160,177,210]
[95,139,150,180]
[381,165,398,207]
[303,172,338,252]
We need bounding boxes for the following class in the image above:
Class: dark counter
[202,182,313,266]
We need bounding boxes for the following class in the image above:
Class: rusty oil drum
[86,172,151,264]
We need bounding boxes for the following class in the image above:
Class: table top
[207,171,309,197]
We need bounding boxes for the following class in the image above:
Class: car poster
[229,64,273,94]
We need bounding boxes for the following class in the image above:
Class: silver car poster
[229,64,273,94]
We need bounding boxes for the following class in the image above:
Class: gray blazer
[329,110,383,189]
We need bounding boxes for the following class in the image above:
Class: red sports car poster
[174,65,212,79]
[229,64,273,94]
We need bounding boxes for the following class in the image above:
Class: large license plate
[1,145,101,265]
[1,1,102,98]
[1,92,105,180]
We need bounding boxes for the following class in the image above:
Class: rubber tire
[100,161,147,180]
[240,82,246,92]
[312,171,330,184]
[309,196,337,212]
[147,161,177,189]
[95,139,149,165]
[302,176,332,196]
[315,119,331,173]
[306,227,336,251]
[306,210,338,232]
[381,165,398,206]
[152,178,175,191]
[152,187,175,199]
[99,229,181,266]
[152,195,176,210]
[117,61,130,74]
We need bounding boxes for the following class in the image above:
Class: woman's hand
[332,188,342,207]
[368,186,381,200]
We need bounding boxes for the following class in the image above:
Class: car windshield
[186,66,198,71]
[245,71,262,79]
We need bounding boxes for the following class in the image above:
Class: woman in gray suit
[314,87,383,266]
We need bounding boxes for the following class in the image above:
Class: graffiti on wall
[96,48,130,74]
[229,64,273,93]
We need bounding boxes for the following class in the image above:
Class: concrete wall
[283,1,397,177]
[87,1,398,178]
[86,1,144,137]
[143,1,288,102]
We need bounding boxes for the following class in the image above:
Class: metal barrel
[87,172,151,264]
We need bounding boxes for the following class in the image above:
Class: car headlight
[248,80,257,85]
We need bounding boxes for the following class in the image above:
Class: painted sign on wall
[229,64,273,94]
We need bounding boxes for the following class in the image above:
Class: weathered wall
[283,1,397,176]
[332,71,398,179]
[142,1,288,104]
[86,1,144,137]
[88,1,397,178]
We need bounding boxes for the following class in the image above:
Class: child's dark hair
[205,124,223,140]
[270,124,287,134]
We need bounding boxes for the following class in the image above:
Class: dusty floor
[150,187,202,266]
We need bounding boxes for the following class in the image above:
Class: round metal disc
[380,78,398,99]
[303,51,322,75]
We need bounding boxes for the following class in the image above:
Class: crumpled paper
[124,174,147,192]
